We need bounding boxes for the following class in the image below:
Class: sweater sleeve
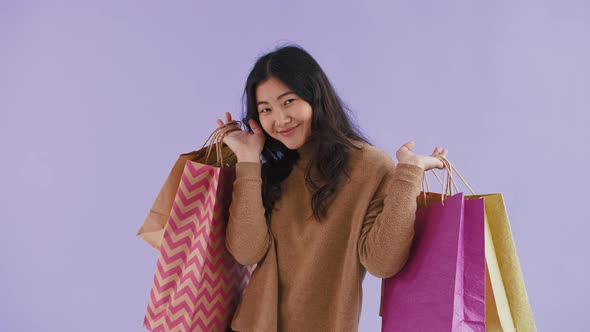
[225,162,273,265]
[358,162,424,278]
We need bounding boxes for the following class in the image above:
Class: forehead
[255,77,290,100]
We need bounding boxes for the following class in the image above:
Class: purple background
[1,1,588,331]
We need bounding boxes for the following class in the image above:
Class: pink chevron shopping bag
[141,122,253,332]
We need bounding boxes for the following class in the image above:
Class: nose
[274,108,292,126]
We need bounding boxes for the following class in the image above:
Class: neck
[295,138,316,163]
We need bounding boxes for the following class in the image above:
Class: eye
[285,98,295,105]
[259,108,270,114]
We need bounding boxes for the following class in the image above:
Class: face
[255,76,313,150]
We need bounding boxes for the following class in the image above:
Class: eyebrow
[257,91,295,106]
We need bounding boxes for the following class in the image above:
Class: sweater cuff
[236,162,262,180]
[393,163,424,186]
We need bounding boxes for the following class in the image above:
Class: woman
[216,44,448,332]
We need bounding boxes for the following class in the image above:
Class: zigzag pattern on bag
[143,161,252,332]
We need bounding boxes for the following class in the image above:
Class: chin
[283,143,297,150]
[279,140,300,150]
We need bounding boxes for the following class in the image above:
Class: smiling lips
[279,124,299,136]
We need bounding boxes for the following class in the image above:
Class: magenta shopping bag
[381,192,486,331]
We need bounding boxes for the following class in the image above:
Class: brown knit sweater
[225,138,424,332]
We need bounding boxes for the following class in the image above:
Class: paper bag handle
[200,120,243,166]
[421,155,477,206]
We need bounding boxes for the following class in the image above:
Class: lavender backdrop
[1,1,588,331]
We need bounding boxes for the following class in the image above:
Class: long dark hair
[241,43,372,223]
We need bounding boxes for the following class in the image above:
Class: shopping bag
[449,160,536,330]
[137,125,239,250]
[467,193,537,331]
[381,191,486,331]
[380,157,486,331]
[141,122,254,331]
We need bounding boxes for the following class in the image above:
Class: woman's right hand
[216,112,266,163]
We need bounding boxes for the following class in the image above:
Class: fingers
[406,142,448,157]
[436,148,448,169]
[249,119,265,136]
[432,146,448,156]
[216,112,235,128]
[402,140,415,150]
[216,115,263,136]
[249,119,258,130]
[431,147,448,170]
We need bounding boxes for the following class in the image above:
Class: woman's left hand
[395,140,448,171]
